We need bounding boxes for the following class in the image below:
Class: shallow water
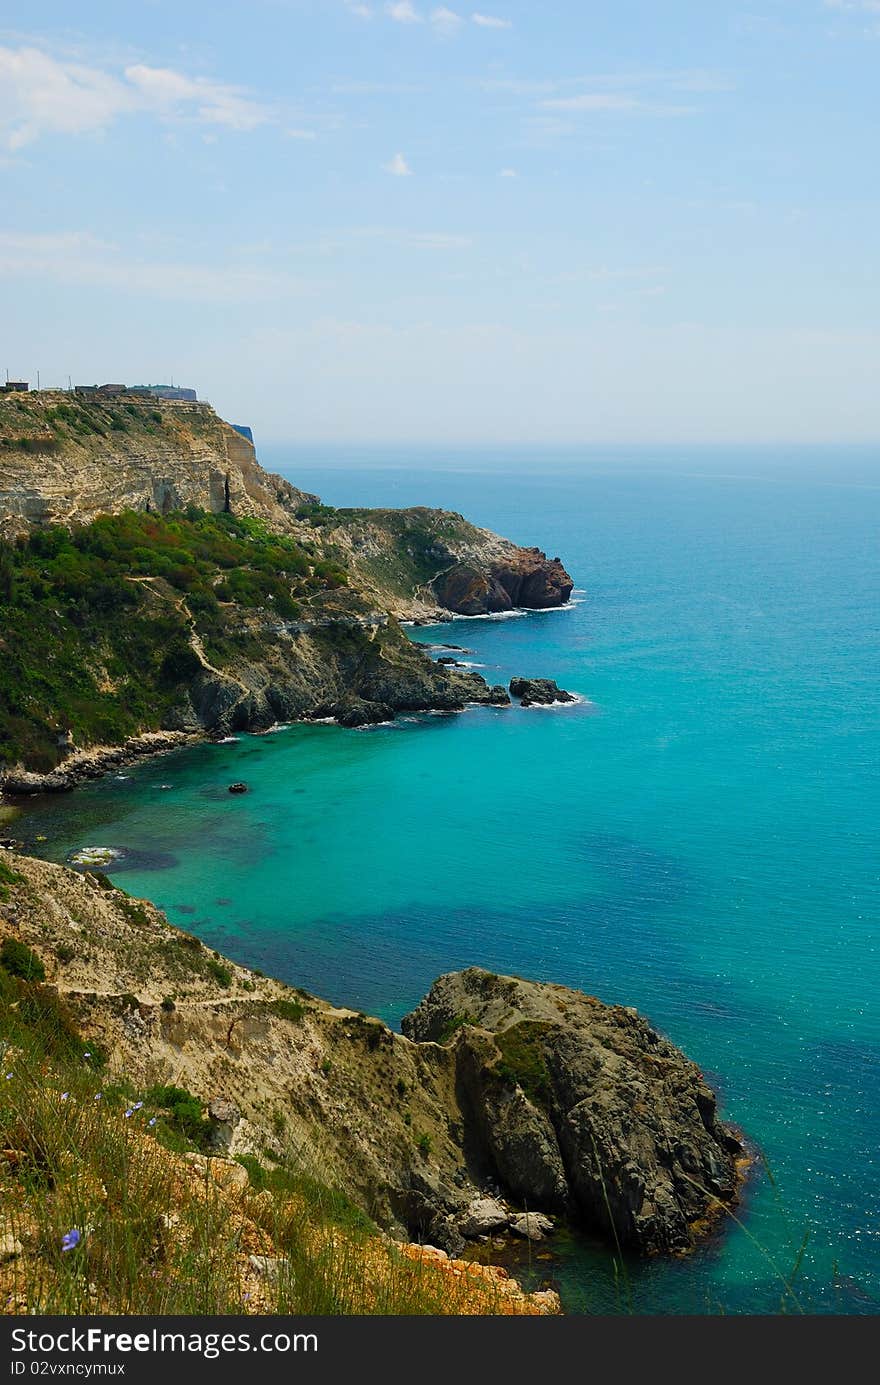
[17,453,880,1314]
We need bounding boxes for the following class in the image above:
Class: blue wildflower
[61,1229,81,1253]
[148,1117,156,1128]
[124,1109,133,1118]
[94,1093,103,1102]
[60,1092,69,1102]
[133,1101,143,1111]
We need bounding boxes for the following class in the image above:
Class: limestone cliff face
[0,857,745,1261]
[0,392,314,535]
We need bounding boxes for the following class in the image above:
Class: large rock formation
[402,968,745,1256]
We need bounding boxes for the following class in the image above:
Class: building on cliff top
[73,383,198,401]
[2,380,29,393]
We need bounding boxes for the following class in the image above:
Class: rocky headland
[0,855,745,1263]
[0,391,570,784]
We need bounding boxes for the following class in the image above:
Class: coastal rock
[228,782,248,795]
[460,1197,509,1238]
[487,685,512,706]
[334,700,394,729]
[431,549,573,616]
[402,967,744,1257]
[509,1212,554,1241]
[509,678,576,707]
[0,769,73,795]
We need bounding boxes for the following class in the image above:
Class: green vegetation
[206,958,233,989]
[270,997,306,1024]
[436,1011,476,1044]
[144,1084,213,1151]
[495,1022,553,1106]
[0,508,348,771]
[0,857,24,901]
[0,936,46,982]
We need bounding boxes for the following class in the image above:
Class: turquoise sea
[17,447,880,1314]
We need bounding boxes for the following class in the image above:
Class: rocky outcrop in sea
[402,968,745,1256]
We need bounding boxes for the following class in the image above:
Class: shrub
[416,1132,432,1158]
[206,959,233,988]
[144,1084,212,1148]
[270,998,305,1024]
[495,1022,552,1106]
[0,936,46,981]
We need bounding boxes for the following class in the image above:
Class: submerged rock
[403,968,745,1257]
[509,677,576,707]
[509,1212,554,1241]
[228,782,248,795]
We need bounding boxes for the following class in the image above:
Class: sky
[1,1,879,445]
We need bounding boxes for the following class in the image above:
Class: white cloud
[472,12,512,27]
[499,167,518,177]
[384,151,413,174]
[345,2,374,15]
[386,1,422,21]
[285,127,318,140]
[0,45,270,150]
[124,64,268,131]
[431,7,464,34]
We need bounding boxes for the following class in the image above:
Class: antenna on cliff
[68,375,72,392]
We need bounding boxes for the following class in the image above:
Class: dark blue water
[19,451,880,1313]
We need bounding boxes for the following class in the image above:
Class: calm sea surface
[18,447,880,1314]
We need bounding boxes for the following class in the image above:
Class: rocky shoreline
[0,668,582,804]
[0,731,199,802]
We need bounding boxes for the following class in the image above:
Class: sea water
[17,447,880,1314]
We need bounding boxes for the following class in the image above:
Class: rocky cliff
[0,392,314,535]
[0,857,745,1261]
[0,392,571,622]
[0,394,571,773]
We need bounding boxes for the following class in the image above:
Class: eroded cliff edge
[0,854,745,1260]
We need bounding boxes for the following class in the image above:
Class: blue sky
[1,1,878,444]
